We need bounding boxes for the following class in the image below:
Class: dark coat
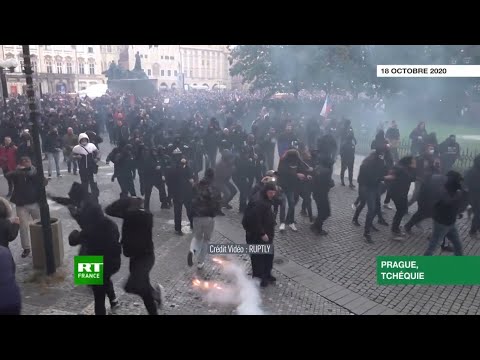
[44,131,63,153]
[0,219,19,249]
[105,199,154,258]
[7,166,40,206]
[0,246,21,314]
[68,203,121,275]
[312,164,332,221]
[191,179,222,218]
[167,164,194,200]
[242,188,275,240]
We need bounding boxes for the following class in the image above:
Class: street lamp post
[0,58,18,107]
[22,44,56,275]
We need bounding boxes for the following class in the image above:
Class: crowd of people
[0,88,474,315]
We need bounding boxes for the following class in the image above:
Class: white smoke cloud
[194,258,264,315]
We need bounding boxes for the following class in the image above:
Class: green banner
[377,256,480,285]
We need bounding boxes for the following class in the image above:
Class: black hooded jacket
[242,188,275,239]
[191,178,222,218]
[105,199,154,258]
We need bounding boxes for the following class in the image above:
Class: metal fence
[355,135,479,174]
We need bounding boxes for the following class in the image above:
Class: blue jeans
[47,151,61,177]
[285,190,296,224]
[424,221,463,256]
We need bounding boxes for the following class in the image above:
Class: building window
[67,62,73,74]
[190,70,193,77]
[161,56,164,59]
[207,61,210,66]
[57,62,62,74]
[46,61,53,73]
[79,63,85,74]
[32,61,38,73]
[45,45,51,50]
[107,45,112,52]
[145,55,148,59]
[161,70,164,76]
[88,47,94,53]
[19,61,24,72]
[202,60,205,66]
[174,70,178,76]
[89,63,95,75]
[148,69,152,76]
[170,56,174,60]
[168,70,171,77]
[140,55,143,58]
[71,45,76,50]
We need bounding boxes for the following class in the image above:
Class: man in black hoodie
[142,146,168,211]
[242,182,277,288]
[68,202,121,315]
[44,127,63,179]
[167,147,194,235]
[105,197,164,315]
[387,156,416,237]
[424,171,468,256]
[340,132,356,188]
[439,135,460,174]
[311,156,333,236]
[353,149,390,243]
[106,142,137,199]
[187,168,222,269]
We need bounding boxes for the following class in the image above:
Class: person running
[105,197,164,315]
[188,168,222,269]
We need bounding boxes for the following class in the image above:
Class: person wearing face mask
[16,132,35,166]
[142,146,168,212]
[44,127,63,179]
[408,144,438,209]
[326,119,340,159]
[386,156,417,237]
[0,137,17,197]
[404,158,443,234]
[106,141,137,199]
[277,124,297,158]
[204,118,221,170]
[353,148,391,243]
[167,147,194,235]
[424,171,468,256]
[72,133,100,201]
[439,135,460,174]
[409,122,428,156]
[340,132,356,189]
[62,127,78,175]
[385,120,400,163]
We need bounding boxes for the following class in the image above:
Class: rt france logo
[74,256,104,285]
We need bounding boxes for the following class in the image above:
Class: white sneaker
[351,204,357,210]
[383,204,393,210]
[279,223,286,232]
[289,223,298,232]
[197,262,204,270]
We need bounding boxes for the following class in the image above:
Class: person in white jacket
[72,133,100,201]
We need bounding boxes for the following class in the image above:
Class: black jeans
[353,186,382,233]
[117,175,136,198]
[205,149,217,169]
[138,169,145,196]
[391,195,408,232]
[273,194,286,224]
[125,254,158,315]
[340,156,354,185]
[284,190,296,225]
[233,176,251,212]
[405,206,432,229]
[246,232,273,279]
[91,261,120,315]
[144,181,167,211]
[173,198,192,231]
[79,171,99,199]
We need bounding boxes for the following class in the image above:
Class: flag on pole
[320,94,331,117]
